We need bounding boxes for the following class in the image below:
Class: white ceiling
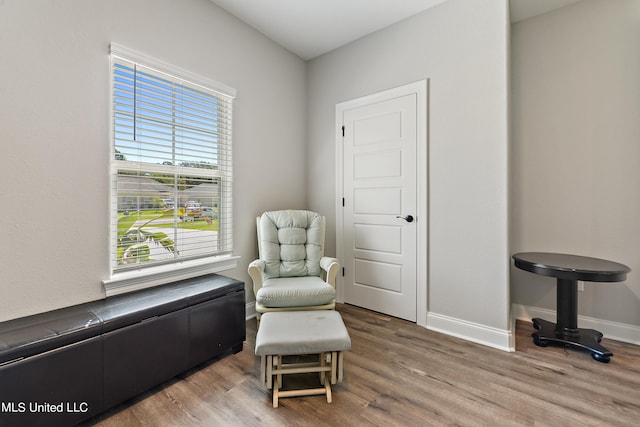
[209,0,583,60]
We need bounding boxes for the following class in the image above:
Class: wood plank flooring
[82,304,640,426]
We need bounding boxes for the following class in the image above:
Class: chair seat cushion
[256,276,335,308]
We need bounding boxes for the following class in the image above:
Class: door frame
[335,80,428,327]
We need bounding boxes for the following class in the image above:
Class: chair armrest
[248,259,266,297]
[320,257,340,288]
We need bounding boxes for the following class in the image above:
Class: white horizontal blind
[110,51,234,273]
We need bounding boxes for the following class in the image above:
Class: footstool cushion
[255,311,351,356]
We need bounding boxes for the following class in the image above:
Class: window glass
[110,51,233,274]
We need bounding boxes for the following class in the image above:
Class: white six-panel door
[338,85,423,322]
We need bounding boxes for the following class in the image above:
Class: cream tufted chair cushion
[252,210,337,310]
[259,210,324,279]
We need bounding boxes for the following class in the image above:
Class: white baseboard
[245,301,257,320]
[512,304,640,345]
[426,312,514,352]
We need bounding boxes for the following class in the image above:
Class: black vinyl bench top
[0,274,243,365]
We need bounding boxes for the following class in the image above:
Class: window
[105,44,237,294]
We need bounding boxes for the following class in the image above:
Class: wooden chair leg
[275,355,282,388]
[325,372,332,403]
[266,355,273,389]
[273,375,280,408]
[319,353,326,384]
[330,351,338,384]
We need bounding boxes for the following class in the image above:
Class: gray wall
[511,0,640,328]
[5,0,633,347]
[307,0,511,347]
[0,0,307,322]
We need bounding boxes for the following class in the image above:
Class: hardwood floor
[82,304,640,426]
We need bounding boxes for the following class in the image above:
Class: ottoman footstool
[254,311,351,407]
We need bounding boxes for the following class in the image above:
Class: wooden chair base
[261,352,344,407]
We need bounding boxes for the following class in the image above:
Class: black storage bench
[0,274,245,427]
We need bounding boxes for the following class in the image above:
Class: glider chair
[248,210,340,325]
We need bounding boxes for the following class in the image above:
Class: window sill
[102,255,240,297]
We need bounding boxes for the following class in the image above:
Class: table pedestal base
[532,318,612,363]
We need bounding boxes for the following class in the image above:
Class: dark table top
[512,252,630,282]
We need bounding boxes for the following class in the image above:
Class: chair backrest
[257,210,325,280]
